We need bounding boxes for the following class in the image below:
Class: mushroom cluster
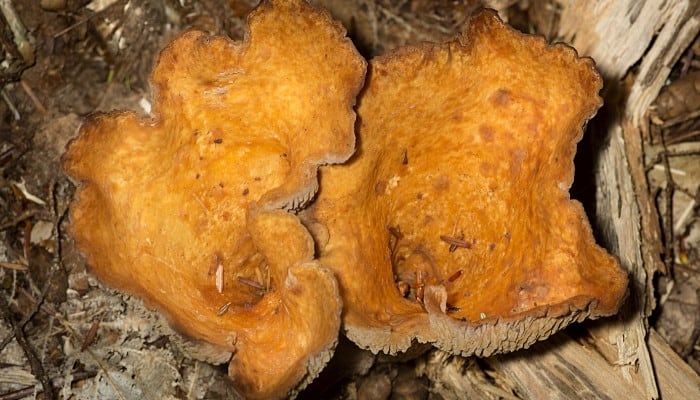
[64,0,628,398]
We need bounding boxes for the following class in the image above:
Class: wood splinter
[217,302,232,316]
[81,320,100,351]
[237,276,266,290]
[215,263,224,293]
[440,235,472,251]
[447,269,464,282]
[414,270,425,303]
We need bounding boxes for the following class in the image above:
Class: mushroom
[63,0,365,398]
[302,9,628,356]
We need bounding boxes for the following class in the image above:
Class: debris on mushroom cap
[302,9,628,356]
[62,0,365,398]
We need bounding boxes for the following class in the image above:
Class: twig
[0,370,97,400]
[22,221,30,263]
[645,147,700,171]
[661,109,700,129]
[0,384,39,400]
[17,252,57,333]
[0,287,58,354]
[439,235,472,250]
[674,198,696,234]
[681,289,700,358]
[237,276,265,290]
[52,9,104,38]
[0,210,38,231]
[40,315,55,366]
[80,320,100,351]
[18,287,57,318]
[0,294,55,400]
[0,145,16,167]
[0,88,20,121]
[186,361,200,400]
[0,331,13,353]
[680,43,694,77]
[660,137,675,275]
[57,320,129,400]
[545,1,560,41]
[675,263,700,274]
[19,80,46,114]
[651,163,687,176]
[49,179,69,273]
[667,129,700,145]
[363,0,379,54]
[0,262,28,271]
[0,0,35,64]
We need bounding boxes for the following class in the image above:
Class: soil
[1,1,698,399]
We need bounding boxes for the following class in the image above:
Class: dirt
[0,1,698,399]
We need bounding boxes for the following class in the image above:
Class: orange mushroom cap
[63,0,365,398]
[302,9,628,356]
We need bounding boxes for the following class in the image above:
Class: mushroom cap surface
[63,0,365,398]
[303,9,628,356]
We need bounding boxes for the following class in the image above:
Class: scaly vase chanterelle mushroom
[63,0,628,398]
